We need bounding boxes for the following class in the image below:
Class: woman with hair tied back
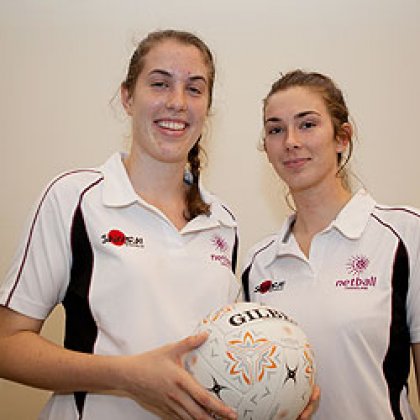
[242,69,420,419]
[0,29,242,420]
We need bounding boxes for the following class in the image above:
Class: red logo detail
[107,229,126,246]
[101,230,144,248]
[254,279,284,294]
[259,280,272,294]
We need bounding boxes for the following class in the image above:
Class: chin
[156,151,189,165]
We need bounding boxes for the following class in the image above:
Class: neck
[291,182,352,237]
[124,149,189,229]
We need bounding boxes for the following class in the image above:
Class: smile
[156,120,187,131]
[284,157,311,169]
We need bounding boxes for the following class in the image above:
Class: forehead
[265,86,328,117]
[140,39,209,80]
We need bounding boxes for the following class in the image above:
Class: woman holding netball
[243,69,420,419]
[0,29,240,420]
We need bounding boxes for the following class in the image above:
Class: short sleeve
[0,180,73,319]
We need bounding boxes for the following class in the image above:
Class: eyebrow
[148,69,208,84]
[264,110,320,125]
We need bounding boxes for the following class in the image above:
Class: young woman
[0,30,240,420]
[242,70,420,419]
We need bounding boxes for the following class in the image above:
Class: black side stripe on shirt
[220,204,238,274]
[241,239,275,302]
[242,264,252,302]
[4,170,101,307]
[231,229,239,274]
[372,214,410,420]
[62,177,103,419]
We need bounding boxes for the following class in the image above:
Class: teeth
[158,120,186,130]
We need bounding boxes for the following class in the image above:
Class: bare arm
[0,306,237,419]
[0,306,119,392]
[413,342,420,402]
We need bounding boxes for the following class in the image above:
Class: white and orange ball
[185,302,315,420]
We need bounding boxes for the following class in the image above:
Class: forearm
[0,307,238,419]
[0,330,125,393]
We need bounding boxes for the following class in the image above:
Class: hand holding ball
[185,302,316,419]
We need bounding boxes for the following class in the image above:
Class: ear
[121,84,133,116]
[335,122,352,153]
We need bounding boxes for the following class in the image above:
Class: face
[263,86,349,194]
[121,39,210,165]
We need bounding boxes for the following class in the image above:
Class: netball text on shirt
[335,255,377,290]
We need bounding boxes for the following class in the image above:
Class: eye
[188,86,202,95]
[266,126,284,136]
[187,83,206,97]
[300,120,316,130]
[150,80,169,89]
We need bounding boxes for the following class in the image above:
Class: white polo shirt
[242,190,420,419]
[0,152,241,420]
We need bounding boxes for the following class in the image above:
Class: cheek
[196,103,209,122]
[319,143,341,169]
[191,107,209,135]
[197,110,207,125]
[264,140,281,163]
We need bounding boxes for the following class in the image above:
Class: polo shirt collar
[101,152,139,207]
[264,189,376,266]
[329,189,376,239]
[100,152,237,229]
[258,215,299,267]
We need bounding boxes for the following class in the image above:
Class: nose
[284,127,301,150]
[166,85,187,112]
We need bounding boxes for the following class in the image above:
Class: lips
[283,157,311,169]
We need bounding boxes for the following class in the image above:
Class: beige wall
[1,0,419,418]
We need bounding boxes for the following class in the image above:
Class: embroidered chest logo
[212,234,228,253]
[101,229,144,248]
[254,279,285,295]
[346,255,370,276]
[210,234,231,268]
[336,255,377,290]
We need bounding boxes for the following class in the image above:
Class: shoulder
[246,213,294,259]
[49,167,103,191]
[215,199,237,224]
[44,154,126,199]
[372,202,420,220]
[370,202,420,254]
[42,167,104,202]
[243,233,279,267]
[32,163,107,220]
[371,203,420,233]
[201,187,238,227]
